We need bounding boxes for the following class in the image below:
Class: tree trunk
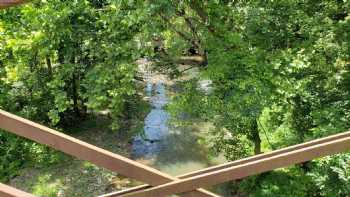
[291,95,313,172]
[72,72,80,117]
[252,120,262,155]
[70,55,80,117]
[58,42,65,64]
[253,135,262,155]
[175,55,207,66]
[28,52,38,100]
[46,56,53,78]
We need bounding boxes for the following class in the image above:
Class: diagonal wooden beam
[0,183,36,197]
[0,109,218,197]
[104,129,350,196]
[122,131,350,197]
[0,0,28,9]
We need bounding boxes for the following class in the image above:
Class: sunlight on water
[131,80,229,195]
[132,81,226,174]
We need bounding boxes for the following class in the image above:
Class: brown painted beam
[123,131,350,196]
[104,130,350,196]
[99,186,218,197]
[0,110,218,197]
[0,183,36,197]
[0,0,27,9]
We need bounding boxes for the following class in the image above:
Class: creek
[131,78,229,195]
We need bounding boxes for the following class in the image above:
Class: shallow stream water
[131,80,229,195]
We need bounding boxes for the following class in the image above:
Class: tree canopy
[1,0,349,196]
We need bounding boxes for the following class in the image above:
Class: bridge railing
[0,0,27,9]
[103,129,350,196]
[117,131,350,196]
[0,109,217,197]
[0,183,35,197]
[1,109,350,197]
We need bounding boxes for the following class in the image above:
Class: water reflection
[132,82,169,159]
[131,81,224,176]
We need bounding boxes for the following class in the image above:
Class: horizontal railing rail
[0,183,35,197]
[116,131,350,196]
[104,129,350,196]
[0,109,217,197]
[0,0,27,8]
[1,109,349,197]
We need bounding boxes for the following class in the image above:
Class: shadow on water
[152,126,214,175]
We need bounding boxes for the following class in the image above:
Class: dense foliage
[158,0,350,196]
[1,0,349,196]
[0,0,145,181]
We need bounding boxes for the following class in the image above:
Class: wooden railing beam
[109,130,350,196]
[0,110,218,197]
[123,132,350,197]
[0,183,36,197]
[1,110,350,197]
[0,0,28,9]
